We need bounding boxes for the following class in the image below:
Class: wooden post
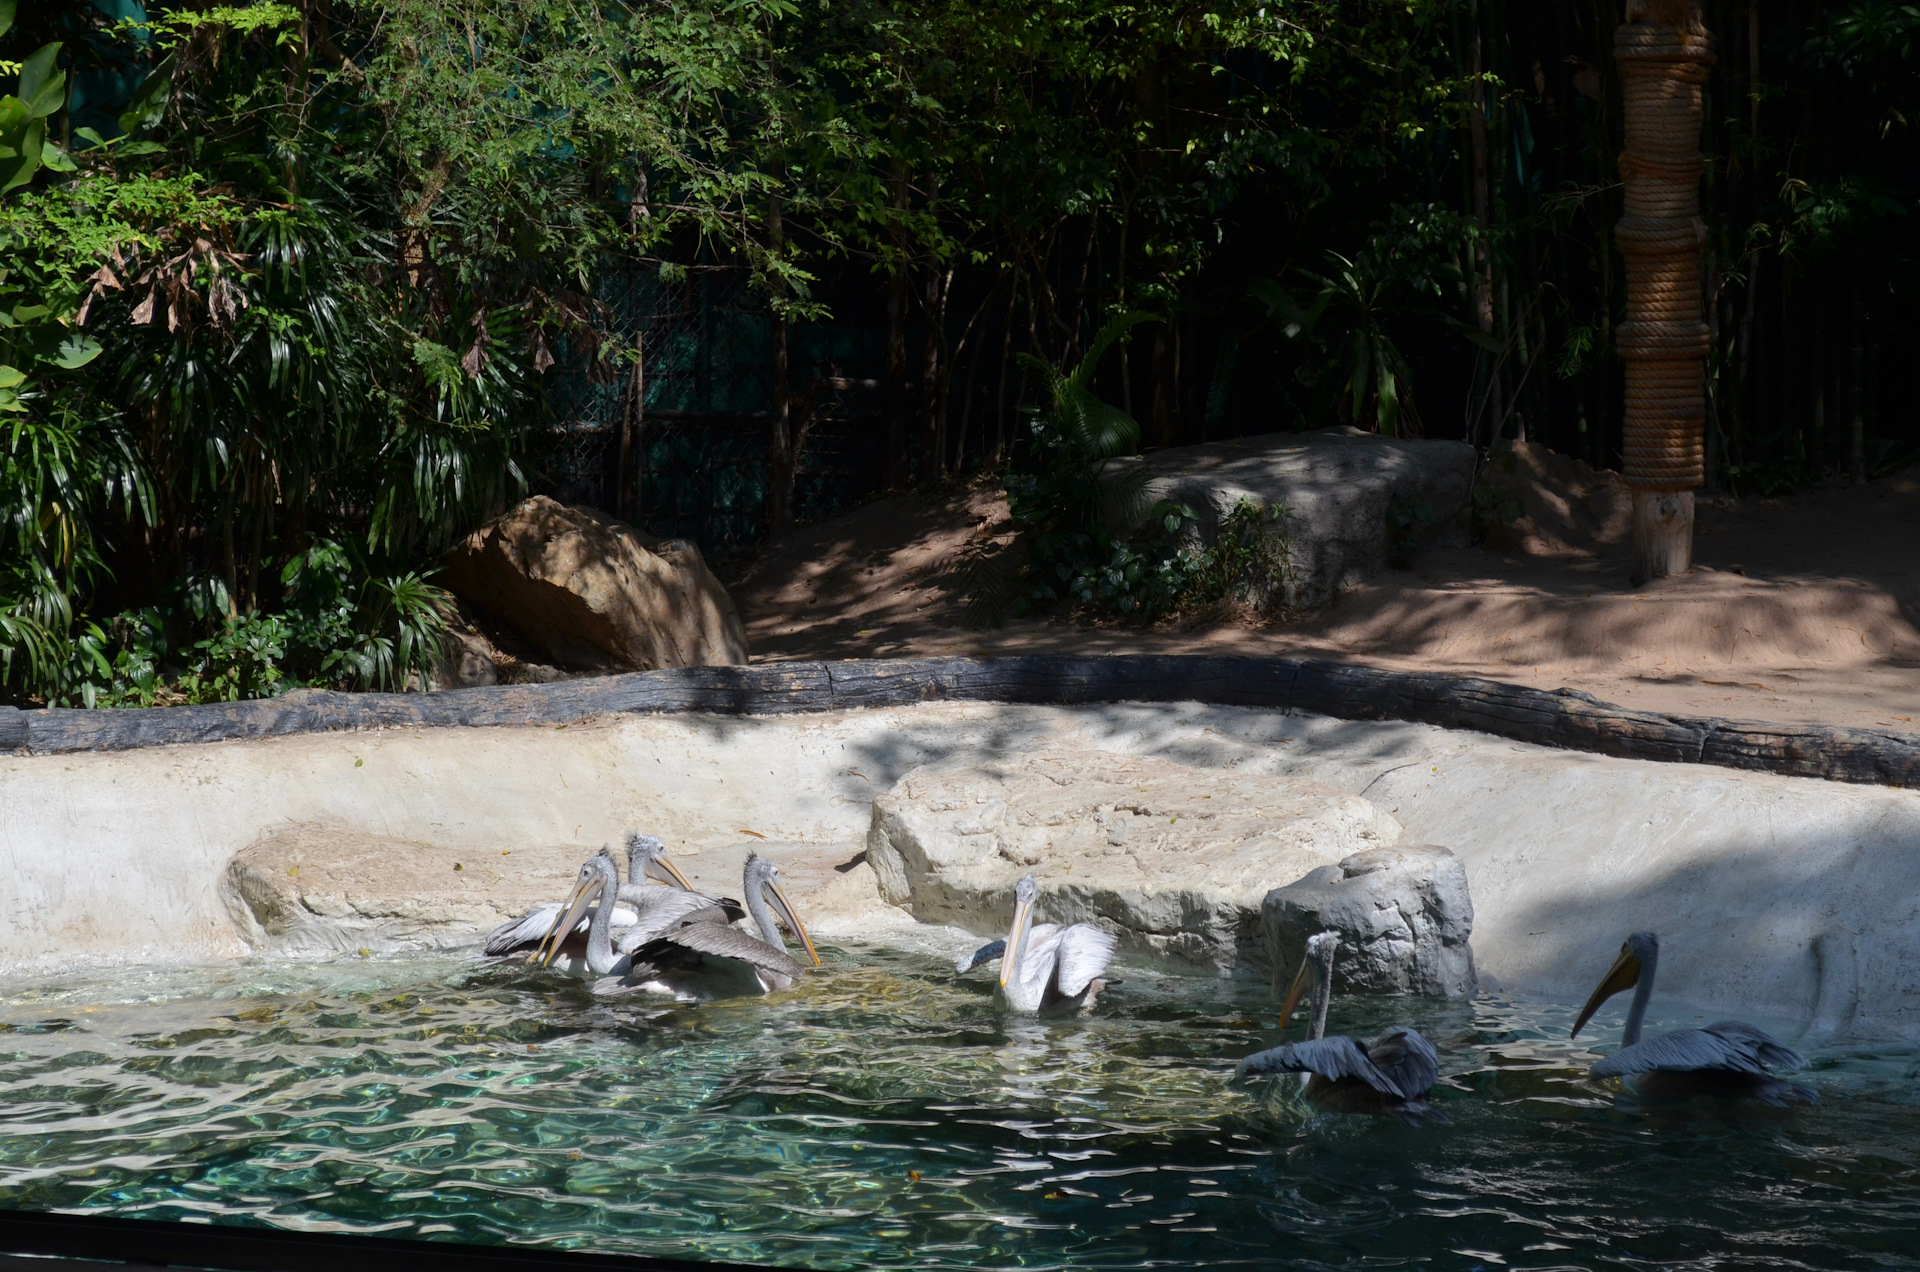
[1615,0,1713,583]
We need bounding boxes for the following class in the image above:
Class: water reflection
[0,946,1913,1270]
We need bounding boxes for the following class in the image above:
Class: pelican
[1235,931,1442,1123]
[959,872,1116,1014]
[533,850,745,978]
[1571,931,1816,1105]
[594,853,821,999]
[483,832,697,960]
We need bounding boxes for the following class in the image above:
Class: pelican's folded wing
[664,920,810,980]
[1590,1028,1771,1078]
[614,891,734,954]
[1054,925,1118,998]
[1703,1020,1808,1071]
[1366,1027,1440,1100]
[483,902,564,955]
[1235,1037,1404,1096]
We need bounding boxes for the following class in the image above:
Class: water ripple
[0,949,1913,1269]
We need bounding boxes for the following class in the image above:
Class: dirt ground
[722,443,1920,734]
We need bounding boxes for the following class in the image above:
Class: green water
[0,945,1916,1270]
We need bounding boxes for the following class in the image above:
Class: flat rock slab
[865,748,1402,973]
[1128,427,1476,608]
[223,826,894,955]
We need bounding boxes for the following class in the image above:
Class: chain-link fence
[538,262,886,552]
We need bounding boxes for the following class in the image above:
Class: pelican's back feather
[1702,1020,1807,1071]
[1591,1028,1773,1078]
[1235,1036,1405,1097]
[661,920,810,979]
[1366,1027,1440,1100]
[613,890,737,954]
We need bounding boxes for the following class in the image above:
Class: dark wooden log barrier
[0,656,1913,788]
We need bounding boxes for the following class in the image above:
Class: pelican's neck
[1308,947,1334,1042]
[585,863,621,976]
[744,876,783,950]
[1621,944,1657,1048]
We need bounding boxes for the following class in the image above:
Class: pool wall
[3,698,1917,1042]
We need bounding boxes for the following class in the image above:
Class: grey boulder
[1261,843,1475,996]
[1120,426,1476,609]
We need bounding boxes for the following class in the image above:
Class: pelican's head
[1278,930,1341,1032]
[625,831,695,890]
[536,850,619,967]
[1570,930,1658,1038]
[1000,873,1041,989]
[745,853,820,966]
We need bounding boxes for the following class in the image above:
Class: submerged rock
[1261,844,1475,996]
[441,495,748,673]
[865,748,1403,974]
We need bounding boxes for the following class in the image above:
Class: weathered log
[5,656,1915,790]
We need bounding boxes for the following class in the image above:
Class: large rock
[1261,844,1475,997]
[442,496,748,672]
[221,825,894,955]
[865,749,1403,974]
[1123,427,1476,608]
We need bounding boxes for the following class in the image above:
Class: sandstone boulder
[1261,844,1475,997]
[222,825,892,955]
[1118,427,1476,609]
[865,749,1403,973]
[441,496,748,672]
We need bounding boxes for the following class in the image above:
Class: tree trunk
[1615,0,1712,584]
[884,159,912,488]
[615,343,644,521]
[921,259,949,483]
[766,194,794,539]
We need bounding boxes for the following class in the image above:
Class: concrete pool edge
[2,654,1915,787]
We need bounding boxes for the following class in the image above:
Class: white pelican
[1235,931,1442,1123]
[483,832,699,960]
[587,853,820,999]
[959,872,1116,1014]
[1571,931,1816,1105]
[533,850,746,978]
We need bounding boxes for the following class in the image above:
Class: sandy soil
[722,450,1920,734]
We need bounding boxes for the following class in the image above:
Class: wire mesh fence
[538,262,887,552]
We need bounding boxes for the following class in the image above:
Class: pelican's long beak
[536,876,601,968]
[1000,892,1036,989]
[766,880,821,966]
[1570,949,1642,1038]
[646,851,696,891]
[1277,956,1314,1036]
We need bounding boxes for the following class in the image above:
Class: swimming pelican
[533,850,745,978]
[961,873,1115,1014]
[483,832,697,959]
[596,853,821,999]
[1235,931,1442,1123]
[1571,931,1816,1105]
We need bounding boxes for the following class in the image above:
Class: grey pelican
[1235,931,1442,1123]
[532,850,745,978]
[591,853,821,999]
[483,832,697,960]
[1571,931,1816,1105]
[961,873,1115,1014]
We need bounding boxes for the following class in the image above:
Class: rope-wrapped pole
[1614,1,1714,582]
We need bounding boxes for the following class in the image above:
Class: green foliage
[989,312,1289,620]
[74,541,452,707]
[1249,205,1470,436]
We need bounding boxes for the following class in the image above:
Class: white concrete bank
[2,702,1915,1041]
